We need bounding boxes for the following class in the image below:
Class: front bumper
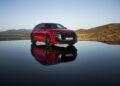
[51,33,77,44]
[54,37,77,44]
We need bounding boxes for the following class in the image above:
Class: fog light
[58,34,62,39]
[58,54,62,58]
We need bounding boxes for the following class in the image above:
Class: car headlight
[52,32,61,35]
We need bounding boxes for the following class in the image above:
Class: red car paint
[31,23,77,46]
[31,44,77,65]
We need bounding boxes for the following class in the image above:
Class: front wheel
[45,35,53,46]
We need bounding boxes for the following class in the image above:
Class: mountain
[0,29,32,40]
[76,23,120,41]
[0,23,120,41]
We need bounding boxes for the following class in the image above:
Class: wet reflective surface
[31,44,77,65]
[0,40,120,86]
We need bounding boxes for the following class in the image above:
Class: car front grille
[61,33,76,40]
[54,32,77,42]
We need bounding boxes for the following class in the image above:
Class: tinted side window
[34,24,40,30]
[46,24,65,29]
[40,24,45,29]
[34,24,45,30]
[34,26,37,30]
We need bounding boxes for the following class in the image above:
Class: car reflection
[31,44,77,65]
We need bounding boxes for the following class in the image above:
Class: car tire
[45,35,53,46]
[31,35,36,44]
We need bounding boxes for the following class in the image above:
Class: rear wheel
[31,35,36,44]
[45,35,53,46]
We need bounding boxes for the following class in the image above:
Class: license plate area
[65,54,73,57]
[65,37,73,40]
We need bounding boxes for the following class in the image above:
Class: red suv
[31,23,77,46]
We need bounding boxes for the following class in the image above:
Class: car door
[34,24,42,41]
[33,25,40,40]
[40,24,46,42]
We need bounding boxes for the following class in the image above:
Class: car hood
[47,29,75,33]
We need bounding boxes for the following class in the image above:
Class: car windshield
[46,24,66,29]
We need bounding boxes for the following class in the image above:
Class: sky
[0,0,120,31]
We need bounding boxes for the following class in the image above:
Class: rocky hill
[76,23,120,41]
[0,29,32,40]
